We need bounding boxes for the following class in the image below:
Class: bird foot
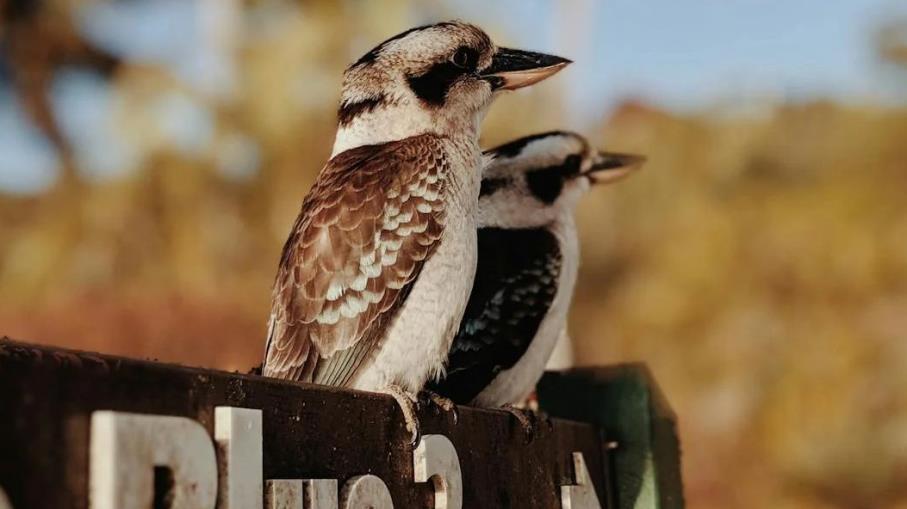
[383,384,421,447]
[502,404,545,443]
[419,390,459,424]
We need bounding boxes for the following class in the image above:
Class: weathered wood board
[0,338,615,508]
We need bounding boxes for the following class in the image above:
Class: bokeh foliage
[2,2,907,508]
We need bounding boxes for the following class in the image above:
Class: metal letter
[89,411,217,509]
[413,435,462,509]
[265,480,302,509]
[304,480,340,509]
[560,452,602,509]
[215,407,263,509]
[340,475,393,509]
[266,479,339,509]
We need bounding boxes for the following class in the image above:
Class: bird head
[332,22,570,155]
[477,131,644,228]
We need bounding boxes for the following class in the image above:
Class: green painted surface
[538,365,685,509]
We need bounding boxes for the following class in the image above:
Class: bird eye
[451,47,475,69]
[564,154,582,174]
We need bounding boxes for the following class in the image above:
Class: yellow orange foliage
[2,3,907,508]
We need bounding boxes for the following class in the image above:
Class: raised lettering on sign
[265,480,303,509]
[265,479,340,509]
[560,452,602,509]
[340,475,394,509]
[85,409,604,507]
[89,411,218,509]
[215,407,264,509]
[303,480,341,509]
[414,435,462,509]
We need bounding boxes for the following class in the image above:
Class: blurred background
[2,0,907,507]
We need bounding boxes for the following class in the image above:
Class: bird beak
[584,151,646,185]
[481,47,571,90]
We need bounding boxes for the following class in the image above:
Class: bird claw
[419,390,459,424]
[502,404,543,443]
[383,385,422,447]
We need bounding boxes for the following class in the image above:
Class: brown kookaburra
[262,21,569,443]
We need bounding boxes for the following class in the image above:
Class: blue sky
[1,0,905,193]
[453,0,907,118]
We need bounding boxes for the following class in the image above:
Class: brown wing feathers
[263,135,448,385]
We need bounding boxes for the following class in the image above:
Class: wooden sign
[0,339,626,508]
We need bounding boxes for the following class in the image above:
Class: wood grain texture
[0,338,612,508]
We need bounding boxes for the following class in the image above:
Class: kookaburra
[261,22,569,443]
[428,131,644,410]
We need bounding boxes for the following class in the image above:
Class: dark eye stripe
[525,154,583,204]
[526,168,564,204]
[407,61,470,106]
[407,44,482,107]
[337,95,386,126]
[562,154,582,175]
[480,177,508,197]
